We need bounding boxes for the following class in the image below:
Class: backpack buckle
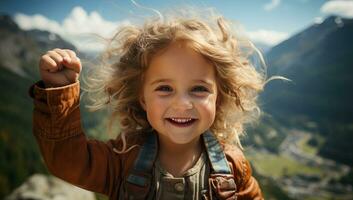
[208,174,237,200]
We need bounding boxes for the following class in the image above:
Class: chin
[167,134,200,145]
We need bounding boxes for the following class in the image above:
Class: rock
[5,173,96,200]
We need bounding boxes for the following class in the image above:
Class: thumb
[63,56,82,73]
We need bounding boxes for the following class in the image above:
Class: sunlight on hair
[80,7,287,152]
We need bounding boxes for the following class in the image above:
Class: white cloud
[321,0,353,18]
[14,6,129,52]
[247,29,289,46]
[13,6,289,50]
[313,16,324,24]
[14,13,62,33]
[264,0,281,11]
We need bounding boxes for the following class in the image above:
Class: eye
[155,85,173,92]
[191,85,209,93]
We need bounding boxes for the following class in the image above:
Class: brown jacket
[29,81,264,200]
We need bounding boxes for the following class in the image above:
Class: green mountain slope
[262,16,353,166]
[0,14,82,198]
[0,14,112,199]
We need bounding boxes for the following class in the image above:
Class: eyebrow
[150,79,215,87]
[150,79,172,85]
[193,79,215,87]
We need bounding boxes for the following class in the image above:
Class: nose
[171,93,193,111]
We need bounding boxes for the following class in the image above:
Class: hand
[39,48,82,88]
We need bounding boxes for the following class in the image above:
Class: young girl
[30,9,265,200]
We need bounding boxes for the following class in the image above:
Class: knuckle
[41,55,52,64]
[41,54,47,60]
[68,49,76,56]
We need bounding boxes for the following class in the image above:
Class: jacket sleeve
[29,80,120,195]
[225,147,264,200]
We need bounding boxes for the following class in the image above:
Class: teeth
[170,118,193,123]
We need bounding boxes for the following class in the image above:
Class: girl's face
[140,42,218,145]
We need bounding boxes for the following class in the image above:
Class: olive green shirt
[152,152,210,200]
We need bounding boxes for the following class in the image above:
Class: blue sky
[1,0,352,51]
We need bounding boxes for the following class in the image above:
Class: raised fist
[39,48,82,87]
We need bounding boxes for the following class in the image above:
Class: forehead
[145,42,216,82]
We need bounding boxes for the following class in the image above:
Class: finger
[63,68,80,82]
[40,54,59,72]
[63,49,79,70]
[64,49,76,59]
[47,50,64,70]
[56,49,81,73]
[54,48,71,63]
[64,56,82,74]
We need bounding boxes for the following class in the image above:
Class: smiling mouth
[166,117,197,127]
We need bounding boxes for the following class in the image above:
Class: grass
[297,134,318,156]
[246,151,324,179]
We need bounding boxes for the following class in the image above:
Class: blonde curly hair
[83,8,272,151]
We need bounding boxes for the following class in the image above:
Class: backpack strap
[124,131,237,200]
[203,130,237,200]
[203,130,232,174]
[124,132,158,199]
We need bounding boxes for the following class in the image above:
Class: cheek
[146,96,168,109]
[198,96,217,119]
[144,96,167,120]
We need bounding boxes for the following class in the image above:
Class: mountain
[0,15,106,198]
[0,15,77,77]
[261,16,353,166]
[254,42,272,54]
[5,174,95,200]
[0,14,76,198]
[264,16,353,121]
